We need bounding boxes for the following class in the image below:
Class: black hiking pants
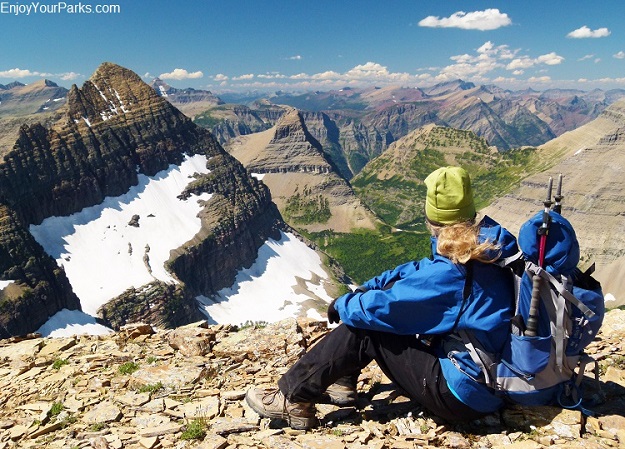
[277,323,485,422]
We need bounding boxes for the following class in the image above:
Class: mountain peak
[2,81,26,90]
[65,62,170,127]
[270,108,320,147]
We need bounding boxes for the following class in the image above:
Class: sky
[1,1,625,93]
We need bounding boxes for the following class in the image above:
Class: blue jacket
[333,215,519,413]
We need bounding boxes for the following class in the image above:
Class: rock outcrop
[196,104,285,145]
[0,310,624,448]
[0,63,284,336]
[0,204,80,337]
[225,109,378,233]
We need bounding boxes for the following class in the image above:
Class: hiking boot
[245,387,318,430]
[321,381,358,406]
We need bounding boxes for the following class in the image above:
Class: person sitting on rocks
[246,166,519,429]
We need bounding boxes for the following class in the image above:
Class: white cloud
[527,76,553,84]
[578,54,595,61]
[0,68,38,78]
[536,52,564,66]
[0,68,82,81]
[233,74,254,80]
[59,72,81,81]
[345,62,412,83]
[505,51,563,71]
[567,26,611,38]
[214,74,229,81]
[159,68,204,80]
[418,9,511,31]
[310,70,342,80]
[614,51,625,59]
[257,72,288,79]
[435,41,564,84]
[288,55,302,60]
[290,72,310,80]
[506,57,534,70]
[438,41,512,81]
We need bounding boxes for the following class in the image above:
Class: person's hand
[327,298,340,324]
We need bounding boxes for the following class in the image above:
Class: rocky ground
[1,310,625,449]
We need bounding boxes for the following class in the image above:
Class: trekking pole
[553,174,563,214]
[525,177,553,337]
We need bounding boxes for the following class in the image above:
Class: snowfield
[28,154,333,337]
[197,231,333,325]
[30,154,212,316]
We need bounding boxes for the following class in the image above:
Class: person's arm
[335,259,465,335]
[359,260,420,291]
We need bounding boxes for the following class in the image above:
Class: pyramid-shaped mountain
[225,108,378,233]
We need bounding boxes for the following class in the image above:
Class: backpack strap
[526,262,596,320]
[457,329,498,388]
[453,261,499,389]
[451,261,474,332]
[525,262,595,373]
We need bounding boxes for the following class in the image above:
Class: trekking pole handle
[553,174,563,214]
[525,274,541,337]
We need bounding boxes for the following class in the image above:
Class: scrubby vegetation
[283,185,332,224]
[309,225,431,284]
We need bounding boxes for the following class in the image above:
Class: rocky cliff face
[0,204,80,337]
[0,63,283,336]
[225,109,378,233]
[167,150,282,296]
[195,104,285,145]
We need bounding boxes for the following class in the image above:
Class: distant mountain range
[0,79,68,155]
[153,80,625,179]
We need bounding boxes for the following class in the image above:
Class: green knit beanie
[424,166,476,225]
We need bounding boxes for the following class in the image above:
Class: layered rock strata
[225,109,378,233]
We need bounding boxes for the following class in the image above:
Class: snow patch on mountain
[30,154,212,316]
[197,231,333,326]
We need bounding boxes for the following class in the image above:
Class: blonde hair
[428,219,501,264]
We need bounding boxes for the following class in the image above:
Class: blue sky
[1,1,625,92]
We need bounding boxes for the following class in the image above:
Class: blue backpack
[457,211,605,411]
